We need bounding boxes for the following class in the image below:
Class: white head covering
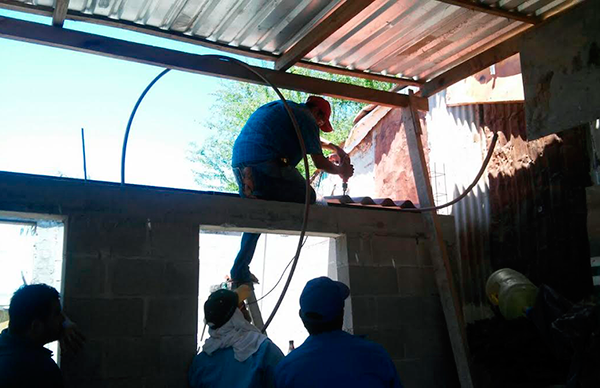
[202,308,267,362]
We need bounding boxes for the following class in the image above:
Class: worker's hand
[60,316,86,355]
[339,160,354,181]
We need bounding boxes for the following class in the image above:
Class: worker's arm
[320,138,348,160]
[311,153,354,179]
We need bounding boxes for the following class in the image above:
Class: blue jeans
[230,160,316,283]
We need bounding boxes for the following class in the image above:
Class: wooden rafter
[296,60,423,87]
[275,0,375,72]
[0,16,429,110]
[52,0,69,27]
[419,0,584,98]
[435,0,541,24]
[0,0,412,87]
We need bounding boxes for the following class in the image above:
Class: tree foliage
[189,66,392,192]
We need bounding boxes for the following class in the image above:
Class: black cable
[119,57,311,333]
[250,236,308,304]
[398,132,499,212]
[121,68,170,185]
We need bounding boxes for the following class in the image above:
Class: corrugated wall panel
[427,93,593,323]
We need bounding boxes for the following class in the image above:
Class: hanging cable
[398,132,499,213]
[120,55,498,335]
[121,68,170,185]
[119,56,311,333]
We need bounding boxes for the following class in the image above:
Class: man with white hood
[189,288,284,388]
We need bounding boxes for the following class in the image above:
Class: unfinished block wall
[60,216,199,387]
[0,172,458,387]
[336,233,459,387]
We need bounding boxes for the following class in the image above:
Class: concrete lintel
[0,171,455,240]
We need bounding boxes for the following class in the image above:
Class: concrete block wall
[61,215,199,387]
[0,172,459,388]
[337,233,459,387]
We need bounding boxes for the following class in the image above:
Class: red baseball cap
[306,96,334,133]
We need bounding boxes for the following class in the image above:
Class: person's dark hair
[300,310,343,335]
[9,284,60,334]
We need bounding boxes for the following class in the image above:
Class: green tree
[189,67,392,192]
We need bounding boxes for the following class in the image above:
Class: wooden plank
[297,60,423,87]
[275,0,375,71]
[52,0,69,27]
[0,16,429,110]
[403,92,474,387]
[435,0,541,24]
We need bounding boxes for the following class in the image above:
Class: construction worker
[230,96,354,287]
[274,277,403,388]
[189,288,284,388]
[0,284,85,388]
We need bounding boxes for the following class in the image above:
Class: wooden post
[404,91,474,387]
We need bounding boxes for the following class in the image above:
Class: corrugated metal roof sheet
[1,0,577,83]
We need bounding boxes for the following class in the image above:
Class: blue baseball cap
[300,277,350,323]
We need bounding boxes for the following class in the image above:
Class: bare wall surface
[521,0,600,140]
[0,172,457,387]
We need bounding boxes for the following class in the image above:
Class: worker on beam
[230,96,354,287]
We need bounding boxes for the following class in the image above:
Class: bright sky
[0,9,262,190]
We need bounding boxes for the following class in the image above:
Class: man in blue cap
[230,96,354,288]
[274,276,403,388]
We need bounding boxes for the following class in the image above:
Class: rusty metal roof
[0,0,580,84]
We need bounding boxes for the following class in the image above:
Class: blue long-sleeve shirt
[274,330,403,388]
[189,338,284,388]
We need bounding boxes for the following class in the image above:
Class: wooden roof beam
[435,0,541,24]
[419,0,583,97]
[0,16,428,111]
[275,0,375,72]
[52,0,69,27]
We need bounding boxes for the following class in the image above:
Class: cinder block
[397,267,425,297]
[393,359,423,388]
[64,254,105,297]
[111,259,164,296]
[146,298,198,336]
[150,222,199,261]
[144,374,190,388]
[349,296,378,328]
[64,298,144,337]
[159,336,197,375]
[372,236,419,267]
[105,378,144,388]
[67,215,150,257]
[347,266,398,296]
[61,339,104,380]
[376,296,422,329]
[354,329,405,359]
[141,337,161,377]
[417,238,433,267]
[162,261,199,296]
[403,326,447,358]
[104,338,146,378]
[345,234,373,266]
[67,215,109,256]
[416,356,459,387]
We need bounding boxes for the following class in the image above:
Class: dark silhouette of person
[0,283,84,388]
